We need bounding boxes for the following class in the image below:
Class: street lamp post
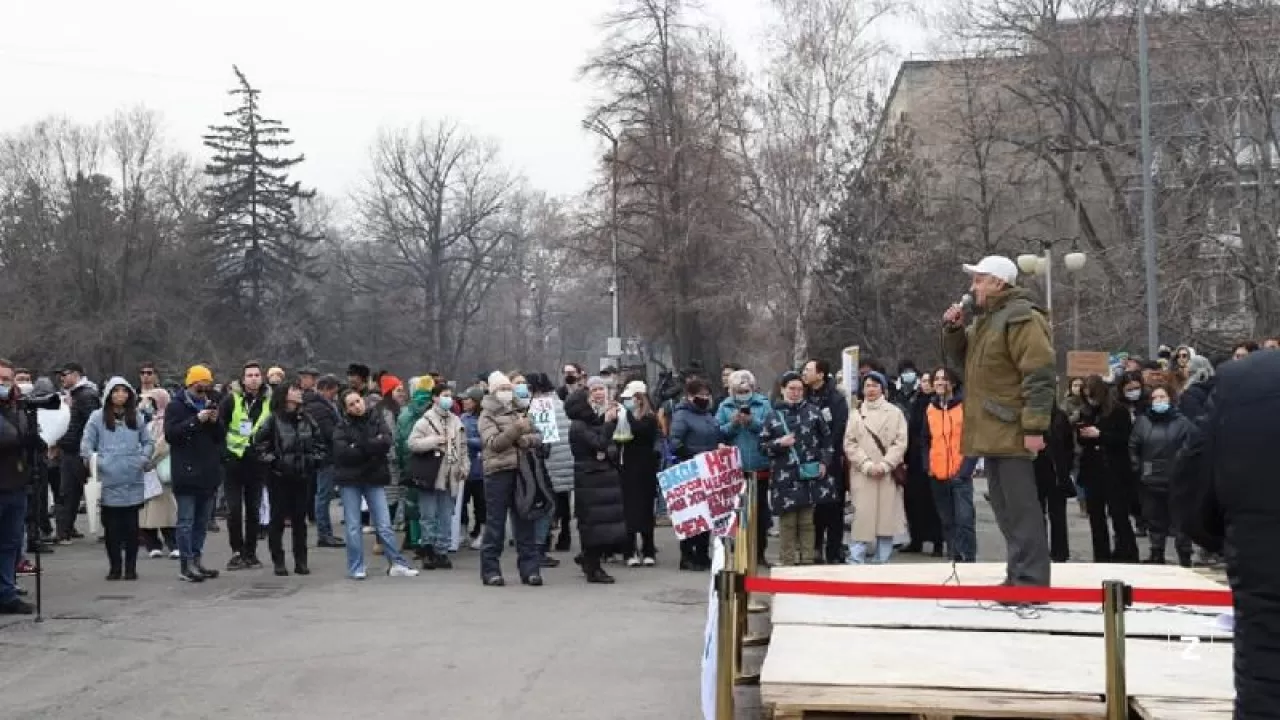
[583,117,623,356]
[1017,246,1054,318]
[1064,252,1088,350]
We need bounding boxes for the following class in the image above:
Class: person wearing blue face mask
[715,370,773,564]
[1128,384,1194,566]
[514,382,531,410]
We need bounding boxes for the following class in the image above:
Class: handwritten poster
[657,446,745,539]
[527,396,560,443]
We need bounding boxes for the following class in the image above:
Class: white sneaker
[642,556,656,567]
[351,570,367,580]
[469,537,483,550]
[626,556,641,568]
[169,549,180,559]
[148,549,163,559]
[362,526,374,535]
[388,564,419,578]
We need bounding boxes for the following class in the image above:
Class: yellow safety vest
[227,391,271,458]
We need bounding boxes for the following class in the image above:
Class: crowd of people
[0,252,1276,714]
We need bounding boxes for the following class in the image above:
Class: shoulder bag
[861,409,908,487]
[408,414,446,490]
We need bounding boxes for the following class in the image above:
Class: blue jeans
[175,491,214,562]
[480,470,540,581]
[847,536,895,564]
[314,466,337,540]
[341,485,407,575]
[932,477,977,562]
[0,490,27,603]
[417,488,453,554]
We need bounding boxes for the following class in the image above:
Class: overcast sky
[2,1,929,207]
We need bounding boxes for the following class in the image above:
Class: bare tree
[354,120,518,374]
[743,0,889,365]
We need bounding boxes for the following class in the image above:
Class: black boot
[421,547,438,570]
[294,549,310,575]
[1176,550,1193,568]
[583,557,615,584]
[1142,549,1166,565]
[555,532,571,553]
[434,551,453,570]
[193,558,220,579]
[179,559,204,583]
[273,555,289,576]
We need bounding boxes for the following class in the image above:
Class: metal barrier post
[1103,580,1132,720]
[745,472,769,616]
[714,568,736,720]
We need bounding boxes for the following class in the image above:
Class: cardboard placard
[1067,351,1111,379]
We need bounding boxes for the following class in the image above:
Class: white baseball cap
[620,380,648,399]
[962,255,1018,285]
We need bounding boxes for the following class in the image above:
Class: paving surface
[1,479,1103,719]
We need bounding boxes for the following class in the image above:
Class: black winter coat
[164,391,227,495]
[0,404,31,493]
[1128,408,1193,492]
[618,411,660,535]
[253,409,325,481]
[303,391,340,466]
[1034,405,1076,502]
[1076,402,1134,497]
[1178,378,1215,424]
[759,400,834,513]
[332,412,392,487]
[1179,350,1280,717]
[565,390,626,551]
[58,383,100,453]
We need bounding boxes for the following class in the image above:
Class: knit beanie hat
[586,375,607,389]
[466,387,485,403]
[379,374,403,396]
[185,365,213,387]
[862,371,889,393]
[488,371,512,389]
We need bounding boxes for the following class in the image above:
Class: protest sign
[657,446,745,539]
[527,396,560,443]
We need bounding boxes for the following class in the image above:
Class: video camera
[19,392,62,412]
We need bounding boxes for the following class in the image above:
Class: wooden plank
[764,683,1104,719]
[766,562,1230,639]
[762,625,1233,700]
[1131,696,1234,720]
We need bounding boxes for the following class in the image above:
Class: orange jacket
[923,394,978,482]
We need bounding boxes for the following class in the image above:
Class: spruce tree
[202,65,320,319]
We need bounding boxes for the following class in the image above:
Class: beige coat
[478,394,540,474]
[139,417,178,529]
[406,407,470,494]
[844,397,909,544]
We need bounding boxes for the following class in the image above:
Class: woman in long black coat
[1077,376,1139,563]
[900,371,942,555]
[618,386,660,566]
[566,384,627,584]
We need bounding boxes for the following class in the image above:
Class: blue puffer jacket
[462,412,484,482]
[715,392,771,471]
[670,400,723,461]
[81,377,154,508]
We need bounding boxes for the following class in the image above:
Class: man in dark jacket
[0,360,34,614]
[166,365,226,583]
[55,362,99,543]
[1172,349,1280,717]
[801,358,849,564]
[304,375,344,547]
[895,361,942,555]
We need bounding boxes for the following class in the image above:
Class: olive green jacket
[941,286,1056,459]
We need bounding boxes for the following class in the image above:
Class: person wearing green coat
[396,379,434,553]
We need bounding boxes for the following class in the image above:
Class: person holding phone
[165,366,227,583]
[716,369,773,564]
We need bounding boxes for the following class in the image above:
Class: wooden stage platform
[758,563,1233,719]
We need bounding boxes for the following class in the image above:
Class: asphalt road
[1,480,1099,719]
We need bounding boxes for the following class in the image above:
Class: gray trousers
[986,457,1051,586]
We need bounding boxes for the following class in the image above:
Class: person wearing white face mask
[715,370,772,564]
[407,388,470,570]
[1128,384,1194,566]
[477,371,543,587]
